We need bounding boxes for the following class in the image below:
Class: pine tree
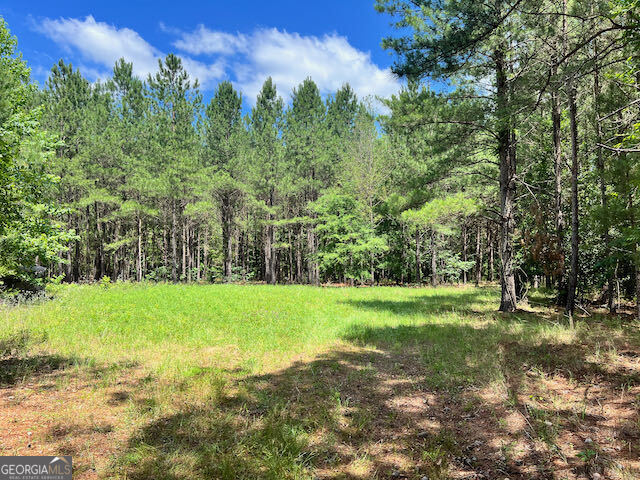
[285,78,327,284]
[204,81,245,282]
[147,54,201,281]
[249,78,284,284]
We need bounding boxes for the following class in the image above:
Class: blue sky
[1,1,405,107]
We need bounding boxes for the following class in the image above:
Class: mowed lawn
[0,284,639,480]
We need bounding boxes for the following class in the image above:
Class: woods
[376,0,639,315]
[1,1,639,317]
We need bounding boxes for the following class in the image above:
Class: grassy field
[0,284,639,479]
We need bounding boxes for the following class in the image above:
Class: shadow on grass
[0,354,78,386]
[0,330,78,386]
[114,298,640,480]
[0,330,139,387]
[341,288,496,317]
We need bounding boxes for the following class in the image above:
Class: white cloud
[37,16,224,88]
[172,26,401,104]
[35,17,400,105]
[173,25,248,55]
[178,58,226,88]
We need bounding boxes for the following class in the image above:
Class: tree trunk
[72,237,81,282]
[496,48,517,312]
[414,230,422,284]
[401,224,406,284]
[182,221,187,281]
[264,222,276,285]
[370,251,375,285]
[488,225,495,282]
[593,42,615,313]
[171,200,178,282]
[65,235,72,281]
[462,224,467,284]
[204,227,209,281]
[114,220,120,281]
[475,222,483,286]
[307,226,319,285]
[243,219,248,281]
[431,228,438,287]
[264,191,276,284]
[94,203,104,280]
[288,229,294,283]
[564,69,579,326]
[137,215,143,282]
[162,226,168,279]
[628,192,640,320]
[187,224,192,282]
[551,62,565,290]
[636,263,640,321]
[296,226,303,283]
[222,196,233,282]
[197,228,201,281]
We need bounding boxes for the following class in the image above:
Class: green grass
[1,284,638,480]
[1,283,507,376]
[0,283,599,392]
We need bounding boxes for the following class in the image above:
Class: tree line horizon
[1,44,496,289]
[1,0,639,320]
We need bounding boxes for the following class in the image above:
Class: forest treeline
[0,0,639,318]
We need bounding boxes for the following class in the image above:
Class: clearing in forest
[0,284,638,479]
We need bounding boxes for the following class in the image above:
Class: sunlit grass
[1,283,500,376]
